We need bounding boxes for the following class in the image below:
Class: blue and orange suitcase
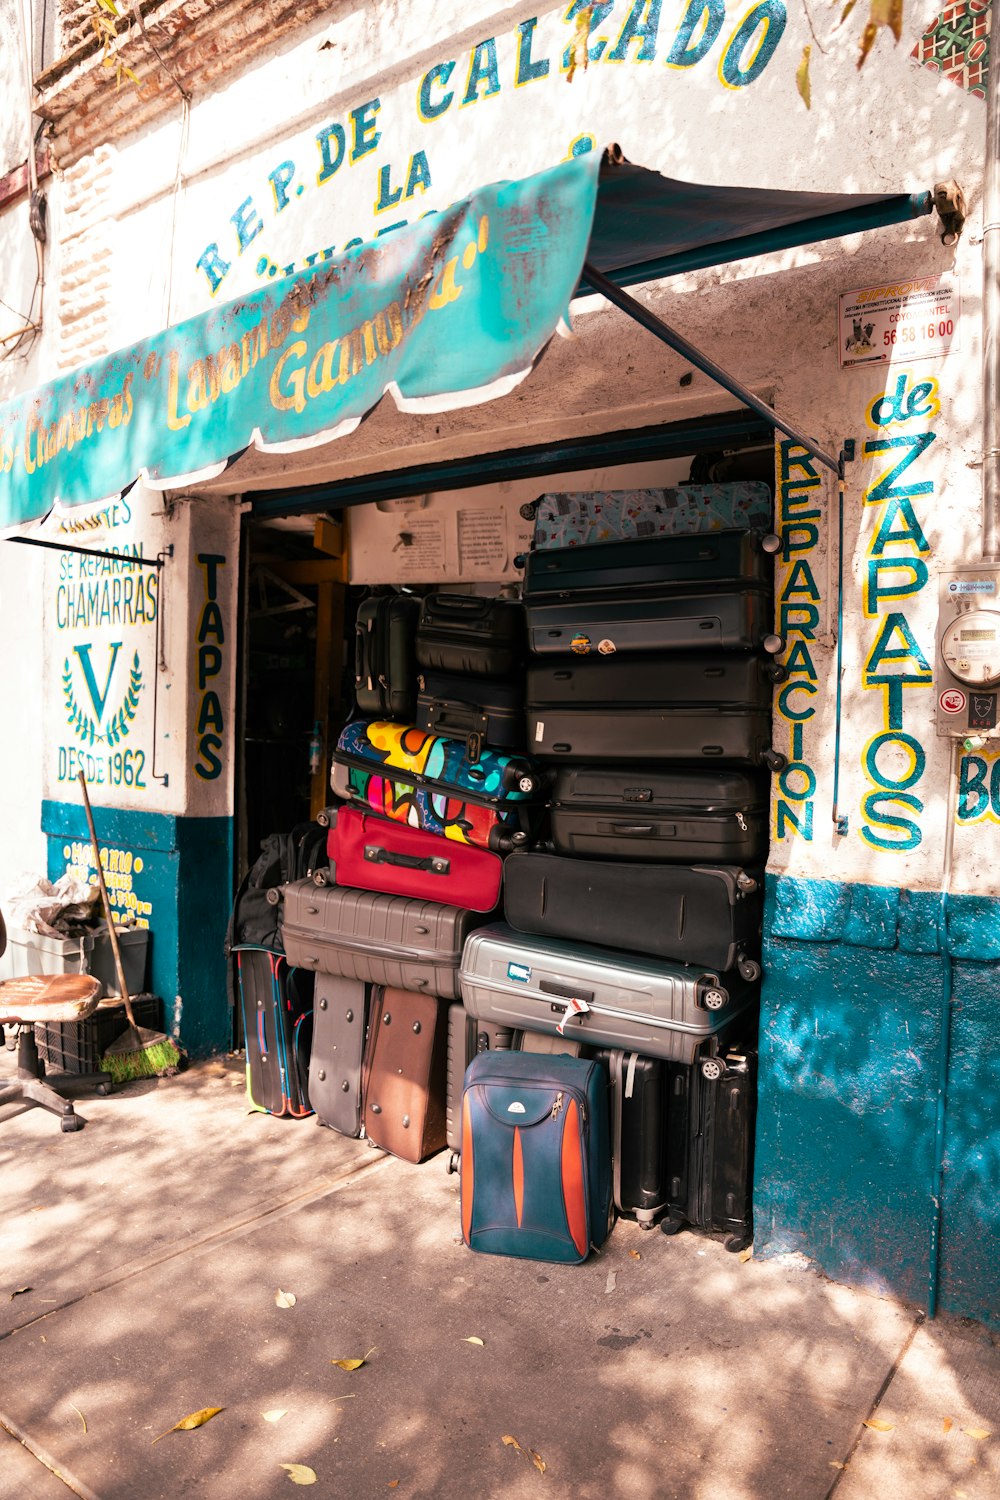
[460,1049,613,1263]
[234,946,314,1119]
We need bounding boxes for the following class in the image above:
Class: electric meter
[939,609,1000,686]
[936,569,1000,738]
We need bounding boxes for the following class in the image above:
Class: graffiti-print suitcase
[282,879,487,1001]
[661,1045,757,1252]
[503,852,763,978]
[354,593,422,721]
[525,651,781,713]
[235,946,313,1119]
[460,924,757,1065]
[416,670,525,756]
[547,765,769,865]
[361,988,449,1163]
[320,805,504,913]
[524,529,774,595]
[460,1049,613,1263]
[445,1002,515,1171]
[526,584,778,657]
[308,972,370,1137]
[415,593,527,677]
[531,483,773,550]
[594,1048,671,1229]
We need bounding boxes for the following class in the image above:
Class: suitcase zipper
[287,925,463,968]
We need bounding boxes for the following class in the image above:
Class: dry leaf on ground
[739,1246,754,1263]
[70,1404,87,1433]
[462,1336,485,1346]
[605,1271,617,1294]
[864,1418,894,1433]
[963,1428,991,1440]
[263,1410,288,1424]
[503,1435,522,1451]
[331,1346,376,1371]
[151,1406,224,1444]
[9,1286,32,1300]
[628,1250,641,1261]
[529,1448,546,1474]
[280,1464,317,1485]
[275,1290,297,1308]
[943,1417,954,1433]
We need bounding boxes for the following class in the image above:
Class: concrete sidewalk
[0,1055,996,1500]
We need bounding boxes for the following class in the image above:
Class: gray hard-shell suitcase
[527,704,783,769]
[459,924,756,1065]
[523,529,773,595]
[308,973,370,1137]
[282,879,488,1000]
[354,594,422,721]
[526,583,777,657]
[445,1003,514,1172]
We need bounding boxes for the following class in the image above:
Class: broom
[78,772,182,1082]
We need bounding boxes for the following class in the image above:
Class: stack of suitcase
[278,589,543,1164]
[458,486,779,1251]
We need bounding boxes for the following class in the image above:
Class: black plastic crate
[36,995,163,1076]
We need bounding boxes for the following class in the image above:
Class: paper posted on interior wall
[458,508,507,575]
[389,514,448,578]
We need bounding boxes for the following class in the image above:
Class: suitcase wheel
[265,887,282,907]
[447,1151,459,1175]
[660,1217,685,1238]
[761,749,787,772]
[737,957,761,983]
[316,808,332,829]
[725,1231,752,1254]
[767,660,788,684]
[700,1055,727,1082]
[312,868,331,887]
[701,986,728,1012]
[763,633,785,655]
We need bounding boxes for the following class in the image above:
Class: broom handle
[78,772,138,1029]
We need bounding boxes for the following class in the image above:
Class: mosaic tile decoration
[911,0,991,98]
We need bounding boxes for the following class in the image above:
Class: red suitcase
[319,805,503,913]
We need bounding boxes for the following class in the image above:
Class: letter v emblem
[74,643,122,721]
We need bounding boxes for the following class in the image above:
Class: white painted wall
[0,1,989,907]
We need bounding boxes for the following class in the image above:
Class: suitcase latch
[467,731,482,763]
[736,812,748,831]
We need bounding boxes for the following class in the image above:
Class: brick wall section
[57,142,115,369]
[58,0,98,55]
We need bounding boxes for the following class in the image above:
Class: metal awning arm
[581,261,841,477]
[5,536,166,568]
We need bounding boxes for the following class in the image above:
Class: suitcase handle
[364,845,451,876]
[609,823,655,835]
[539,980,594,1004]
[426,594,494,618]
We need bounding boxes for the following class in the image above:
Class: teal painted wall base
[43,800,233,1058]
[755,875,1000,1328]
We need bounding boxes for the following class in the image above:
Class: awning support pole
[581,261,841,477]
[5,536,166,569]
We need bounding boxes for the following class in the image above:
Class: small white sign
[940,688,967,715]
[839,276,959,368]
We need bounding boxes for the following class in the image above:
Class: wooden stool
[0,974,105,1132]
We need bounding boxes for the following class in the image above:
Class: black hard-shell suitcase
[524,529,773,595]
[548,765,769,864]
[416,670,525,756]
[308,973,370,1137]
[445,1003,514,1171]
[526,583,778,657]
[355,593,421,720]
[527,704,783,769]
[416,594,526,677]
[503,852,763,978]
[526,651,782,712]
[661,1044,757,1251]
[594,1049,670,1228]
[235,946,314,1118]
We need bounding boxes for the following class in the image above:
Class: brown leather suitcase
[361,987,448,1163]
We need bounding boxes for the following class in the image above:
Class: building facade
[0,1,995,1322]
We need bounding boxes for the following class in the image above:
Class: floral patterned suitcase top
[532,484,773,550]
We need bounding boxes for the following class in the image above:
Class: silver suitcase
[444,1003,514,1171]
[459,923,755,1065]
[282,879,486,1001]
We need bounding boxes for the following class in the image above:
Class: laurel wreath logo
[63,650,143,745]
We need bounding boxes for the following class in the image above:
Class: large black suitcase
[235,946,314,1119]
[503,852,763,978]
[528,704,783,769]
[661,1044,757,1252]
[594,1048,670,1229]
[416,594,526,677]
[548,765,769,864]
[524,529,773,595]
[416,669,525,756]
[526,651,782,712]
[526,583,778,657]
[444,1003,514,1172]
[308,973,370,1137]
[354,594,422,721]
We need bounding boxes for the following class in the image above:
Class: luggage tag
[555,995,591,1035]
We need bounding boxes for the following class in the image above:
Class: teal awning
[0,148,932,532]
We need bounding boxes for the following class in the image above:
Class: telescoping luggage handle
[364,843,450,877]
